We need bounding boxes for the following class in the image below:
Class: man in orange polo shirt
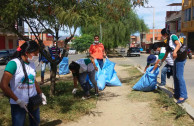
[89,35,106,69]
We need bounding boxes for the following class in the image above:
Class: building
[181,0,194,50]
[0,20,24,50]
[140,29,162,51]
[19,33,54,47]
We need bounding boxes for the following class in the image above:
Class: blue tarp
[132,66,159,92]
[59,57,70,75]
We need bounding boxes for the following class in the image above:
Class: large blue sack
[132,66,159,92]
[106,70,122,86]
[95,60,106,90]
[102,59,115,82]
[59,57,70,75]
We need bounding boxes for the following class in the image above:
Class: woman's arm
[173,40,181,59]
[0,71,18,101]
[35,80,42,94]
[73,76,78,88]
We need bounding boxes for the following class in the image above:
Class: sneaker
[177,98,188,104]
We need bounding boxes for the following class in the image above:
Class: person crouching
[69,58,98,99]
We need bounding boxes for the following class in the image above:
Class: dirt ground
[44,65,152,126]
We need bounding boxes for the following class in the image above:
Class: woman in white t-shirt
[69,58,98,99]
[0,41,46,126]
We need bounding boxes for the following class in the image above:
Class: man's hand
[173,52,177,59]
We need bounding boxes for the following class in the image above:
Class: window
[184,8,191,21]
[192,7,194,20]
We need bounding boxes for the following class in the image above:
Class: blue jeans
[161,64,173,85]
[173,59,187,99]
[11,104,40,126]
[79,70,98,95]
[41,62,50,78]
[97,59,103,69]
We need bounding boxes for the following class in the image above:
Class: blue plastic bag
[132,66,159,92]
[59,57,70,75]
[106,70,122,86]
[102,59,115,82]
[95,60,106,90]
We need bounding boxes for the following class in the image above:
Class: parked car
[127,47,140,57]
[68,48,77,55]
[0,49,16,64]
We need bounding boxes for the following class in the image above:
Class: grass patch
[0,81,96,126]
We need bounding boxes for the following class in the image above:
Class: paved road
[0,53,86,80]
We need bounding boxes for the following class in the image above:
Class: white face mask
[54,44,56,46]
[162,36,167,40]
[94,41,99,44]
[28,56,39,63]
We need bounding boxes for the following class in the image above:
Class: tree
[72,34,93,53]
[81,0,149,50]
[0,0,101,96]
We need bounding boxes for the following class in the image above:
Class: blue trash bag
[132,66,159,92]
[86,75,94,88]
[59,57,70,75]
[102,58,115,82]
[106,70,122,86]
[95,59,106,90]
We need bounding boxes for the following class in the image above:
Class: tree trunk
[50,62,57,96]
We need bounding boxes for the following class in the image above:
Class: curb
[135,66,194,120]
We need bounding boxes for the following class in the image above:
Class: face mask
[28,56,39,63]
[94,41,99,44]
[54,44,56,46]
[162,36,167,40]
[154,51,160,55]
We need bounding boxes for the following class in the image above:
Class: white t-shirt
[75,59,94,73]
[5,58,37,104]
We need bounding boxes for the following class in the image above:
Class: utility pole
[153,7,155,44]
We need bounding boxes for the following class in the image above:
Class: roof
[167,3,182,6]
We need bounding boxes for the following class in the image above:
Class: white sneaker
[72,88,78,94]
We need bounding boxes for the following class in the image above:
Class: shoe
[173,94,179,100]
[158,83,165,86]
[176,98,188,104]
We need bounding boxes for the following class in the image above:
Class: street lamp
[144,6,155,44]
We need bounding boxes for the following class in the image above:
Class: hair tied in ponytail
[17,47,22,52]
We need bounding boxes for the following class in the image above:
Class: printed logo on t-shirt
[18,74,35,89]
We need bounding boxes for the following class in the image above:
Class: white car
[68,48,77,55]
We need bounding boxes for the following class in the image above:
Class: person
[159,28,188,103]
[89,35,106,69]
[144,44,160,72]
[49,41,61,61]
[159,49,174,86]
[0,40,47,126]
[39,45,50,84]
[69,57,99,99]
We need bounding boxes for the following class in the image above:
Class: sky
[135,0,182,30]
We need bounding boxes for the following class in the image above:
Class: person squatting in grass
[0,40,47,126]
[69,57,99,99]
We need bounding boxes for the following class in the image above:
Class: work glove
[40,93,47,105]
[16,99,28,111]
[72,88,78,94]
[158,61,163,67]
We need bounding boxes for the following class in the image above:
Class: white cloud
[135,0,182,29]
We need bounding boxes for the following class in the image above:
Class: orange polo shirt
[89,43,104,59]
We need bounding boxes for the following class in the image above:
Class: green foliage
[81,0,149,50]
[72,34,93,53]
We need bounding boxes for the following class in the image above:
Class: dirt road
[60,65,152,126]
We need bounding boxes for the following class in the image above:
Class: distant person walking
[49,41,61,61]
[39,45,50,85]
[160,28,188,104]
[89,35,106,69]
